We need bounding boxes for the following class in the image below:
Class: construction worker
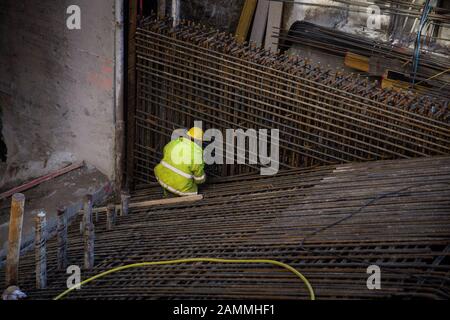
[154,127,206,197]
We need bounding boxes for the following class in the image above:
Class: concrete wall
[0,0,118,189]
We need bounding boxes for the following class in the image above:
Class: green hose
[54,258,315,300]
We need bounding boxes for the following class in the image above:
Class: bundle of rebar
[130,17,450,184]
[275,0,450,24]
[277,21,450,98]
[3,156,449,300]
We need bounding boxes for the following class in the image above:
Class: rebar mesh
[131,17,450,185]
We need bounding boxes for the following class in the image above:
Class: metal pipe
[106,203,116,230]
[83,195,95,269]
[57,207,68,271]
[34,211,47,289]
[171,0,180,28]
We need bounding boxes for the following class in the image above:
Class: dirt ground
[0,164,112,260]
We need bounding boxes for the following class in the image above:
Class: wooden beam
[121,191,131,216]
[5,193,25,287]
[106,203,116,231]
[345,52,370,73]
[250,0,270,47]
[130,194,203,209]
[264,1,284,52]
[89,194,204,214]
[235,0,258,44]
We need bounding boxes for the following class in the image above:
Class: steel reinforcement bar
[2,156,449,299]
[132,17,450,183]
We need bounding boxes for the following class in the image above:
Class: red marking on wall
[87,60,114,90]
[87,72,113,90]
[101,65,114,75]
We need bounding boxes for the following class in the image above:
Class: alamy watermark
[171,121,280,176]
[367,5,381,30]
[66,265,82,290]
[366,265,381,290]
[66,5,81,30]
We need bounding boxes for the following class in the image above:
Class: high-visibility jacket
[154,137,206,196]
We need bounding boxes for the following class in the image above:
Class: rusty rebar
[130,17,450,184]
[57,206,68,271]
[34,211,47,289]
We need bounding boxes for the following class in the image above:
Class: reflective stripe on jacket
[154,137,206,195]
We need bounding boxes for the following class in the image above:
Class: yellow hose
[54,258,315,300]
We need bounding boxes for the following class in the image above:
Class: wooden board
[235,0,258,44]
[90,194,204,213]
[264,1,283,52]
[344,52,370,73]
[250,0,270,47]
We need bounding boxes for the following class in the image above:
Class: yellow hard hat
[187,127,204,141]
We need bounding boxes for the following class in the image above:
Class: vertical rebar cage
[131,17,450,186]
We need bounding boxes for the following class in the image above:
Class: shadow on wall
[0,108,6,163]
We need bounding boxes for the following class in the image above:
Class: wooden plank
[345,52,370,72]
[90,194,203,214]
[250,0,270,47]
[5,193,25,286]
[264,1,283,52]
[130,194,203,209]
[235,0,258,44]
[0,162,84,201]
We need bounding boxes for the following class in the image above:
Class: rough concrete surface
[0,165,112,262]
[0,0,117,189]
